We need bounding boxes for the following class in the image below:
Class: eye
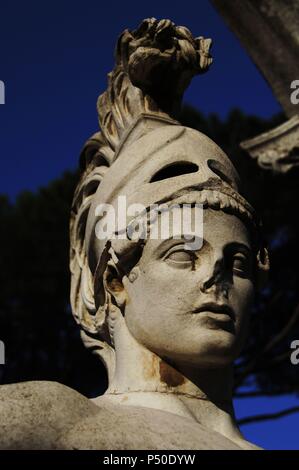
[232,253,251,277]
[168,251,193,262]
[164,249,197,269]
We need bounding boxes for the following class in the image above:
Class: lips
[192,302,235,321]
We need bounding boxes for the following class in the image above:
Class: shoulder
[0,381,96,449]
[60,396,244,450]
[0,384,251,450]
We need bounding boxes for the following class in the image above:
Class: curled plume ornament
[97,18,213,155]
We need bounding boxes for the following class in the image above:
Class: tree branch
[234,302,299,388]
[237,406,299,426]
[234,389,296,398]
[263,303,299,354]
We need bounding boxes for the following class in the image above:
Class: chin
[173,334,240,367]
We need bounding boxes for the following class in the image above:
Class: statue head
[70,19,269,384]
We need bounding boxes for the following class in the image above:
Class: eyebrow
[153,239,251,259]
[153,235,198,257]
[224,242,251,256]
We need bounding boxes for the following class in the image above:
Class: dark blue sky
[0,0,281,200]
[1,0,297,450]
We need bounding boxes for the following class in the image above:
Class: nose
[199,257,230,299]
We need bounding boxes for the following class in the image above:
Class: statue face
[122,208,254,368]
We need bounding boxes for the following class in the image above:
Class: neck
[93,316,248,447]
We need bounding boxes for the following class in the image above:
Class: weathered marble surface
[212,0,299,119]
[241,115,299,173]
[0,381,259,450]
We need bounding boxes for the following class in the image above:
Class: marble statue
[0,18,269,450]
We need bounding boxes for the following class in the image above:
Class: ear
[104,261,127,310]
[256,245,270,291]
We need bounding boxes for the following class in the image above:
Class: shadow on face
[119,208,255,369]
